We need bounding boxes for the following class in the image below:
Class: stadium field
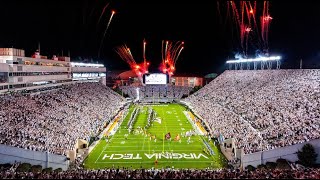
[83,103,227,169]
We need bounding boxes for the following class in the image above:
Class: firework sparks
[261,1,272,55]
[98,10,116,58]
[115,42,149,80]
[97,2,110,26]
[219,1,273,57]
[161,40,184,75]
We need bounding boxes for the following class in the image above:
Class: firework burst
[115,41,150,79]
[161,40,184,76]
[218,1,273,57]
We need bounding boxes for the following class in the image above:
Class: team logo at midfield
[102,153,209,160]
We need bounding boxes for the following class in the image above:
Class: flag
[174,134,180,141]
[165,132,171,140]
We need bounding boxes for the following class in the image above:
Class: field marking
[99,145,203,148]
[94,128,117,163]
[161,107,172,152]
[141,134,146,150]
[102,149,203,152]
[95,161,213,164]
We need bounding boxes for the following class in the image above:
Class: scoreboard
[143,73,169,85]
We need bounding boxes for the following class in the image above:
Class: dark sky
[0,0,320,75]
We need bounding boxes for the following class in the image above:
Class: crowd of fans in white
[0,82,126,155]
[120,85,192,101]
[184,69,320,154]
[1,69,319,165]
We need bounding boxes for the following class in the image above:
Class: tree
[297,143,318,167]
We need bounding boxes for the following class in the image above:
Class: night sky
[0,1,319,75]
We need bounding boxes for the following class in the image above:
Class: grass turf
[83,103,227,170]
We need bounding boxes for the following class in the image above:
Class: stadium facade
[108,69,204,87]
[0,48,106,94]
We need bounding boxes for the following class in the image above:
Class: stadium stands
[185,69,320,154]
[0,162,319,179]
[120,85,192,102]
[0,82,126,155]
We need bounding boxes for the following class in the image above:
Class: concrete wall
[10,65,70,72]
[0,63,9,71]
[242,139,320,168]
[0,144,69,170]
[9,74,70,83]
[219,138,235,161]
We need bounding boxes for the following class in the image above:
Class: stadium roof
[115,70,137,80]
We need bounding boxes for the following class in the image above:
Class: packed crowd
[120,85,192,101]
[0,82,126,155]
[184,69,320,154]
[1,166,320,179]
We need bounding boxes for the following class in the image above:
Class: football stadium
[0,1,320,179]
[84,103,227,170]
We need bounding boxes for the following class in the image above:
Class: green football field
[83,103,227,169]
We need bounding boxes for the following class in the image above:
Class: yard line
[102,149,203,152]
[101,145,203,148]
[94,124,118,163]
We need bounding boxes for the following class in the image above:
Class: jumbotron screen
[143,73,169,85]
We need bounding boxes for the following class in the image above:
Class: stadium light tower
[226,56,281,70]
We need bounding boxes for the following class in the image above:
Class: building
[108,70,204,88]
[170,73,204,87]
[0,48,106,94]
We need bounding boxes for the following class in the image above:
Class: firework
[98,10,116,58]
[219,1,273,57]
[97,2,110,26]
[115,40,183,80]
[115,41,149,79]
[161,40,184,75]
[261,1,272,55]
